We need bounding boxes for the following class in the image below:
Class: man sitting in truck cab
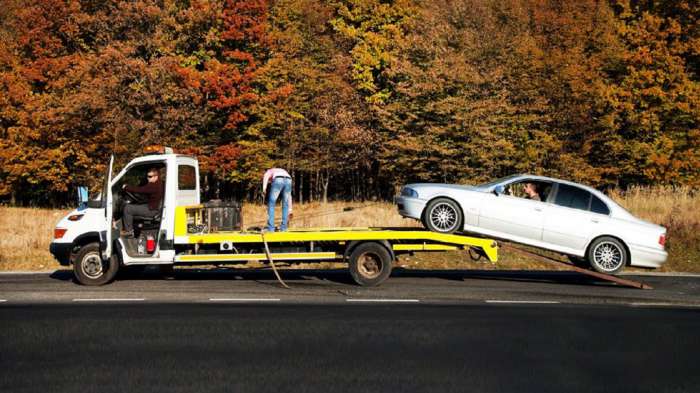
[121,167,164,237]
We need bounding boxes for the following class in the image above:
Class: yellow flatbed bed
[175,227,496,261]
[172,206,498,286]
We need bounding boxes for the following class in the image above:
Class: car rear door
[542,183,609,253]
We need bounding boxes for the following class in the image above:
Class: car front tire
[423,198,463,234]
[587,236,627,275]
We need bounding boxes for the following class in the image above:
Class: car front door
[542,183,608,253]
[477,179,549,242]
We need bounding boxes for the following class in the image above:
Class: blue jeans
[267,177,292,231]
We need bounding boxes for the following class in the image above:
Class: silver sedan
[395,174,668,274]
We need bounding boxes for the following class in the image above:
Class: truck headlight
[401,187,419,198]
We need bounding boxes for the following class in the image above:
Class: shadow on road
[49,266,618,288]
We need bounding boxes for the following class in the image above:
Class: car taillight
[54,228,67,239]
[659,234,666,248]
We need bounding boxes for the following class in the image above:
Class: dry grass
[0,207,70,271]
[608,186,700,272]
[1,186,698,272]
[241,201,419,229]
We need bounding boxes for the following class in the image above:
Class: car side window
[554,184,591,211]
[504,180,552,202]
[590,195,610,215]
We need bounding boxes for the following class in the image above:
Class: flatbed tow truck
[50,148,498,287]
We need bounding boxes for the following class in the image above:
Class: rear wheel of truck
[73,242,119,286]
[348,242,393,287]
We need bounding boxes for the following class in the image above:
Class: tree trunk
[298,171,304,204]
[322,170,329,204]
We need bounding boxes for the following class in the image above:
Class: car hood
[406,183,481,191]
[404,183,486,198]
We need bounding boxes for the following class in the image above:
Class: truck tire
[348,242,393,287]
[587,236,627,275]
[73,242,119,286]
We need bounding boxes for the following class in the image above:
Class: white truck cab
[50,148,200,285]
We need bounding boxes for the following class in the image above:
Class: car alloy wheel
[430,202,458,232]
[592,241,624,272]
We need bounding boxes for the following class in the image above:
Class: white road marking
[346,299,420,303]
[621,272,700,278]
[628,302,700,308]
[73,298,145,302]
[0,299,6,302]
[485,300,560,304]
[209,298,281,302]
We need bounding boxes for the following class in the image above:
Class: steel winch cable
[260,230,290,289]
[254,202,386,289]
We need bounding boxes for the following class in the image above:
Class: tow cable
[260,230,290,289]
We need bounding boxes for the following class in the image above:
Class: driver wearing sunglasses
[121,167,164,237]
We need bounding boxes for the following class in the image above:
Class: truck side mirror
[77,186,89,210]
[493,185,505,196]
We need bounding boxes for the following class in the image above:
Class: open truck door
[101,155,114,260]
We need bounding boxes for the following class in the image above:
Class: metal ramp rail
[499,242,652,290]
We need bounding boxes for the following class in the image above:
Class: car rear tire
[348,242,393,287]
[424,198,463,234]
[587,236,627,275]
[73,242,119,286]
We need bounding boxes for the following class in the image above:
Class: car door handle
[534,207,543,212]
[591,218,599,223]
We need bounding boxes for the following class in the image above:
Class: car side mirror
[493,185,505,196]
[77,186,89,210]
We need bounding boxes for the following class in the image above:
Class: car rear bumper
[395,196,427,220]
[49,242,73,266]
[629,244,668,268]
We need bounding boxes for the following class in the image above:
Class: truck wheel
[587,236,627,275]
[348,243,393,287]
[424,198,463,234]
[73,242,119,286]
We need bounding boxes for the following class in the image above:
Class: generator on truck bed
[49,148,498,287]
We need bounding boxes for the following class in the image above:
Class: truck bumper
[49,242,73,266]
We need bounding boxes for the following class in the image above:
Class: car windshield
[476,174,521,189]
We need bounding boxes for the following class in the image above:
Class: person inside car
[522,182,541,201]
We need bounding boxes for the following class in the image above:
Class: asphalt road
[1,269,700,393]
[1,268,700,305]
